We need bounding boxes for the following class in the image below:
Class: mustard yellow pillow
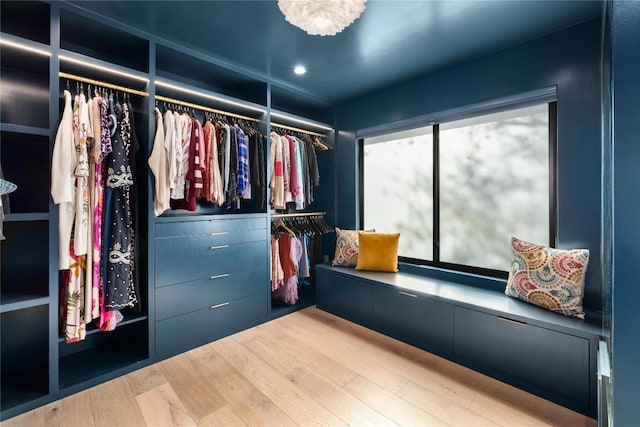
[355,232,400,272]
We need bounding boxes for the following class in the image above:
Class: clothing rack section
[149,95,267,216]
[59,72,149,98]
[271,122,325,138]
[272,211,327,218]
[269,127,325,212]
[270,122,333,152]
[270,213,333,306]
[155,95,261,124]
[52,74,143,343]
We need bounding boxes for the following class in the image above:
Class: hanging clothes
[270,215,333,305]
[269,132,285,210]
[89,95,111,322]
[52,85,142,342]
[103,99,135,319]
[149,107,170,216]
[51,89,76,270]
[272,232,301,305]
[249,131,265,209]
[204,119,224,205]
[126,98,141,314]
[235,124,250,199]
[270,235,285,291]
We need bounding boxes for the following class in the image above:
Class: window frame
[359,101,558,279]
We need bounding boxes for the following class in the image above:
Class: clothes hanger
[275,219,295,237]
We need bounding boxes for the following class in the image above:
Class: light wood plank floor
[2,307,596,427]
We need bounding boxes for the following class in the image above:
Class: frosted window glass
[439,104,549,271]
[363,126,433,260]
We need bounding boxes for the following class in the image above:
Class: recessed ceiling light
[293,65,306,75]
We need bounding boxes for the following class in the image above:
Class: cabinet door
[316,270,373,325]
[454,307,591,406]
[373,287,454,353]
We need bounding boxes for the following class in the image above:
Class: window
[362,126,433,260]
[361,102,556,277]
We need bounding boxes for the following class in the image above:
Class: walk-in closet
[1,1,638,426]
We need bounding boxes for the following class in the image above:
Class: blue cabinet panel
[156,292,267,355]
[454,306,590,406]
[373,286,454,354]
[155,266,268,321]
[155,240,267,287]
[155,218,266,238]
[154,228,267,254]
[316,270,373,325]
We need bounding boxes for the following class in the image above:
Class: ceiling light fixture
[278,0,367,36]
[293,65,306,75]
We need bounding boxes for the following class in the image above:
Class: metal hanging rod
[271,211,326,218]
[59,72,149,97]
[271,122,327,138]
[155,95,261,123]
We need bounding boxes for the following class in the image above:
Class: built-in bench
[315,264,602,418]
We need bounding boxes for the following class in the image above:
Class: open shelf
[3,213,49,222]
[59,320,148,389]
[0,2,50,45]
[271,286,316,319]
[57,314,148,342]
[0,296,48,314]
[0,305,49,412]
[60,9,149,73]
[270,85,334,125]
[156,44,267,107]
[0,221,49,306]
[0,132,50,214]
[0,44,49,129]
[0,123,49,136]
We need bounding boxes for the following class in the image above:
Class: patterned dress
[101,100,134,331]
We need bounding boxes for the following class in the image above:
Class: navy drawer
[373,286,454,353]
[156,291,267,354]
[454,307,590,405]
[155,266,268,320]
[155,228,267,254]
[155,240,267,287]
[316,270,373,325]
[155,217,266,238]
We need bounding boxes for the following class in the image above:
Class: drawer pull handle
[209,231,229,236]
[209,244,230,250]
[209,273,230,280]
[498,316,527,326]
[336,276,349,281]
[210,302,230,310]
[399,291,417,298]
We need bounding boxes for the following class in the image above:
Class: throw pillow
[332,228,362,267]
[505,237,589,319]
[355,232,400,272]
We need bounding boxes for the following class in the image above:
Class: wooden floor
[2,307,596,427]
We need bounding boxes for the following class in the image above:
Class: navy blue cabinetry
[454,307,591,409]
[153,216,269,356]
[315,264,600,417]
[373,286,454,354]
[316,269,373,326]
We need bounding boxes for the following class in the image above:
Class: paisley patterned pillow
[505,237,589,319]
[332,228,362,267]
